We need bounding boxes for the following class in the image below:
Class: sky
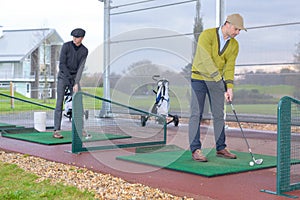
[1,0,300,74]
[1,0,104,51]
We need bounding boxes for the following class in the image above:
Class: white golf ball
[249,161,254,166]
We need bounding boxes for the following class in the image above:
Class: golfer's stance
[189,14,247,162]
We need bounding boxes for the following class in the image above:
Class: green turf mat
[117,148,279,177]
[0,122,18,129]
[135,145,184,153]
[2,131,131,145]
[2,127,38,134]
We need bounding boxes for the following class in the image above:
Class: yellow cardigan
[191,28,239,89]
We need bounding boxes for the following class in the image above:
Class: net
[262,96,300,198]
[71,92,167,153]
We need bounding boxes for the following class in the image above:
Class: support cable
[110,21,300,44]
[110,0,156,9]
[110,0,197,16]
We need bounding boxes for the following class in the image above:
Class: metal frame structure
[97,0,223,116]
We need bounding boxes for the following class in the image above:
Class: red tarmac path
[1,123,300,200]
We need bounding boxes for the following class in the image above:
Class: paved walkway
[1,119,300,200]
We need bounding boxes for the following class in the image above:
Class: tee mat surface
[2,131,131,145]
[0,122,24,129]
[117,147,281,177]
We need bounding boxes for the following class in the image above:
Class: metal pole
[99,0,112,117]
[216,0,225,27]
[10,81,14,109]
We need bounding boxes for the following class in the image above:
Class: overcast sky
[1,0,104,51]
[1,0,300,73]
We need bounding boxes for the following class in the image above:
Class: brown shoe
[216,148,237,159]
[53,130,64,139]
[192,149,208,162]
[82,130,92,139]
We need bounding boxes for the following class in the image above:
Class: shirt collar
[218,26,231,41]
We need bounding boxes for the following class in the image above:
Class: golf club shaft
[229,101,256,160]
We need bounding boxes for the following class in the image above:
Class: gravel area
[225,121,277,131]
[0,151,193,200]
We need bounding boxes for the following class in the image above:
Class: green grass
[225,103,278,116]
[0,161,95,200]
[81,87,103,110]
[235,84,295,96]
[82,87,103,97]
[0,85,292,116]
[0,89,55,112]
[0,88,104,112]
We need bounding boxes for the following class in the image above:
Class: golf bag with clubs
[63,87,89,122]
[63,87,72,121]
[141,75,179,127]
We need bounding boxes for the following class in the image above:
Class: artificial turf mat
[0,122,23,129]
[2,131,131,145]
[135,144,184,153]
[116,148,278,177]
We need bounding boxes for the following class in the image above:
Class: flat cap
[71,28,86,37]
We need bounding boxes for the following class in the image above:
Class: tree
[192,0,203,59]
[294,42,300,71]
[123,59,161,76]
[81,72,103,87]
[181,0,203,78]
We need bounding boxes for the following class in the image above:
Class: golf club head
[254,158,263,165]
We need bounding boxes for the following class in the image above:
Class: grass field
[225,103,277,116]
[0,85,291,117]
[235,84,295,96]
[0,161,95,200]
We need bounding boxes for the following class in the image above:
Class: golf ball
[249,161,254,166]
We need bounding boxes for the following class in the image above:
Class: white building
[0,28,63,99]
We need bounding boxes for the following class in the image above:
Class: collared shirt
[218,26,231,52]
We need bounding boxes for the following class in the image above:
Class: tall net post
[262,96,300,198]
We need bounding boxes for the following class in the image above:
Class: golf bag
[141,75,179,127]
[63,88,72,121]
[153,79,169,116]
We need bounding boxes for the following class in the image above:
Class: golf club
[229,101,263,165]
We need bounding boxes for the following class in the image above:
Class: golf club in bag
[229,101,263,166]
[140,75,179,127]
[63,87,72,121]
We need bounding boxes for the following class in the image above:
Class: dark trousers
[188,79,227,152]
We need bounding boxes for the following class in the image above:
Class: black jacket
[58,41,88,86]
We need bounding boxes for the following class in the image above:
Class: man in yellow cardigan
[189,14,247,162]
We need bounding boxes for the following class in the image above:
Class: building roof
[0,28,64,62]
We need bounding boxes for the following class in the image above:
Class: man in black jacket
[53,28,88,139]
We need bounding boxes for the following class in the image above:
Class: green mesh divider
[278,96,300,196]
[262,96,300,198]
[71,92,167,153]
[277,96,292,194]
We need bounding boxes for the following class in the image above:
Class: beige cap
[226,14,247,31]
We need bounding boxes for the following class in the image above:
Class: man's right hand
[73,84,79,93]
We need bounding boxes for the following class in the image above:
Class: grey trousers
[54,78,81,131]
[188,79,226,152]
